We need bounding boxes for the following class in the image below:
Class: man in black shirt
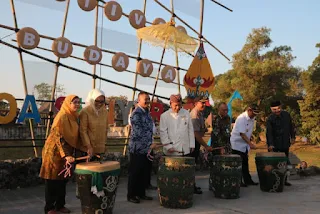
[266,100,295,186]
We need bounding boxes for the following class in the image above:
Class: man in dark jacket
[266,100,295,186]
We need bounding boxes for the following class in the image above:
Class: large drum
[75,161,120,214]
[255,152,288,193]
[210,154,242,199]
[157,156,195,209]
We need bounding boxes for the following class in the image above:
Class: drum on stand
[157,156,195,209]
[255,152,288,193]
[210,154,242,199]
[75,161,120,214]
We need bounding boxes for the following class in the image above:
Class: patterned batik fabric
[211,114,232,155]
[129,107,154,155]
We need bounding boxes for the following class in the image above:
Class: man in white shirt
[231,104,260,187]
[160,94,195,156]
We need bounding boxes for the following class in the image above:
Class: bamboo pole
[151,44,167,103]
[0,23,191,71]
[92,4,99,89]
[210,0,233,12]
[9,0,38,157]
[0,39,172,101]
[200,0,204,37]
[123,0,148,156]
[170,0,181,94]
[45,0,71,139]
[153,0,230,61]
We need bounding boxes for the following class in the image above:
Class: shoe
[147,185,157,190]
[47,210,58,214]
[140,196,153,200]
[241,183,247,187]
[194,188,203,194]
[285,182,292,186]
[57,207,71,213]
[127,196,140,203]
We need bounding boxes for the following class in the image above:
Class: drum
[157,156,195,209]
[210,154,242,199]
[75,161,120,214]
[255,152,288,193]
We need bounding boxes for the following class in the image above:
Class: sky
[0,0,319,105]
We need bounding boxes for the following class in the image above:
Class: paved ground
[0,173,319,214]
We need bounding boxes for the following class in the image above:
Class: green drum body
[75,161,121,214]
[210,154,242,199]
[255,152,288,193]
[157,156,195,209]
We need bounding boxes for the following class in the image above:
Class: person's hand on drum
[206,146,213,152]
[220,148,225,155]
[150,143,158,149]
[87,145,93,157]
[268,145,274,152]
[249,142,257,150]
[167,148,176,153]
[65,156,75,163]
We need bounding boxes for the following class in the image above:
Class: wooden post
[45,0,71,139]
[10,0,38,157]
[92,4,99,89]
[170,0,181,94]
[123,0,148,156]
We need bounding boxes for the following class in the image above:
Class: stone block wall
[0,150,211,190]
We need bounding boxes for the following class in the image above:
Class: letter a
[17,95,41,124]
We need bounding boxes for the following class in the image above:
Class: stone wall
[0,150,211,190]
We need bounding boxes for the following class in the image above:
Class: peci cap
[194,95,210,106]
[270,100,281,107]
[248,104,261,114]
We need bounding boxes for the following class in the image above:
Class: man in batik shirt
[211,102,232,155]
[209,102,232,190]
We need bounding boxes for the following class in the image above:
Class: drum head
[256,152,286,157]
[75,161,120,172]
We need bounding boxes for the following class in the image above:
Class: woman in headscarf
[40,95,86,214]
[79,89,108,159]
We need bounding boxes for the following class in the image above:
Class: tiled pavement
[0,173,319,214]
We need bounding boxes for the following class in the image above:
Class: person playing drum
[127,91,155,203]
[160,94,195,156]
[230,104,259,187]
[266,100,295,186]
[39,95,87,214]
[79,89,108,160]
[208,102,232,191]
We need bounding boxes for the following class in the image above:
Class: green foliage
[213,28,301,113]
[33,83,66,100]
[298,44,320,144]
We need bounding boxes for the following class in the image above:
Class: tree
[212,27,302,117]
[298,44,320,144]
[33,83,66,101]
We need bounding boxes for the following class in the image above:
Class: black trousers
[188,138,200,163]
[44,179,68,213]
[127,153,149,198]
[232,149,253,184]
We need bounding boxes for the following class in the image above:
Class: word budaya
[15,0,189,84]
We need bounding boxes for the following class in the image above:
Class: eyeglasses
[95,100,105,104]
[71,101,81,105]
